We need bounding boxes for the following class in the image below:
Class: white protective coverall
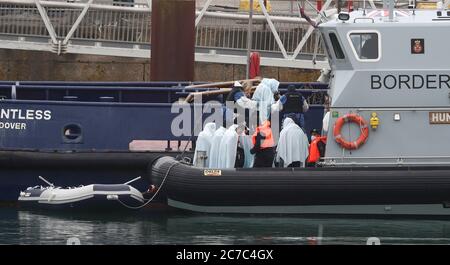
[192,122,216,167]
[208,126,227,168]
[239,134,254,168]
[252,78,280,123]
[322,111,330,136]
[217,124,239,169]
[276,118,309,167]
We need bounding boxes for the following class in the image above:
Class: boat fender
[333,113,369,150]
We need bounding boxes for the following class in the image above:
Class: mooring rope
[116,161,179,210]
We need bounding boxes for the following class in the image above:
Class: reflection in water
[15,210,168,245]
[0,208,450,244]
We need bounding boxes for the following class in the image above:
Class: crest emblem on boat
[411,39,424,54]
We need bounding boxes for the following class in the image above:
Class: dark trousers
[287,161,302,167]
[253,147,275,167]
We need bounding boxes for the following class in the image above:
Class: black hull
[151,156,450,216]
[0,149,167,169]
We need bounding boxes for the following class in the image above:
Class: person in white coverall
[192,122,216,167]
[217,124,240,169]
[275,117,309,167]
[208,126,227,168]
[252,78,281,124]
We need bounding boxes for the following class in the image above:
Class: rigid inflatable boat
[150,156,450,216]
[149,7,450,217]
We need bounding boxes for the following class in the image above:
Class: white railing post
[258,0,288,59]
[312,30,320,65]
[34,0,58,45]
[246,0,254,79]
[195,0,214,27]
[291,0,333,60]
[63,0,93,45]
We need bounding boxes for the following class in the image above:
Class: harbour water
[2,207,450,245]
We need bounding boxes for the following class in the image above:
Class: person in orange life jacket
[306,129,327,167]
[279,85,309,129]
[250,120,275,167]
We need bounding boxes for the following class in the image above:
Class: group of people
[192,78,327,169]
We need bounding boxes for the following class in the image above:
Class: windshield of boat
[349,32,380,61]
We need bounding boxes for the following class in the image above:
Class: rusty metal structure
[150,0,195,81]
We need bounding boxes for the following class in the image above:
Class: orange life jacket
[307,136,327,163]
[252,120,275,149]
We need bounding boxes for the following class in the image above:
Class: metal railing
[0,0,336,68]
[0,3,151,43]
[0,1,324,52]
[195,16,324,55]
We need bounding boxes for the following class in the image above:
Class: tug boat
[150,5,450,216]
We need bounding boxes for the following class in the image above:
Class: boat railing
[0,81,329,104]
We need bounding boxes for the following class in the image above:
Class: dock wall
[0,49,320,82]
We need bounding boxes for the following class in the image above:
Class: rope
[175,117,195,161]
[116,161,179,210]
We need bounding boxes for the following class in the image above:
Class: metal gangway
[0,0,341,69]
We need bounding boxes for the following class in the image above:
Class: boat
[18,176,145,210]
[0,81,327,202]
[149,5,450,216]
[151,156,450,216]
[0,149,174,203]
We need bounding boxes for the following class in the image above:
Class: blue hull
[0,81,328,202]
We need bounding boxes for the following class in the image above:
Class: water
[2,208,450,245]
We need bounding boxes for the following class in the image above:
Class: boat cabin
[319,7,450,166]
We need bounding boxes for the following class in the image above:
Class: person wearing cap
[279,85,309,129]
[230,81,258,108]
[224,81,258,126]
[310,128,320,143]
[306,129,327,167]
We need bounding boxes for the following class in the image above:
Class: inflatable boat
[150,156,450,216]
[18,177,145,210]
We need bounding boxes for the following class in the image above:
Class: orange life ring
[333,113,369,150]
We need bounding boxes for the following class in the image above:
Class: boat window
[349,32,379,60]
[328,33,345,59]
[63,124,82,143]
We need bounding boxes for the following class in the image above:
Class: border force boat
[151,3,450,216]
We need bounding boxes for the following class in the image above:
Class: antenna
[363,0,366,16]
[124,176,142,185]
[39,176,54,187]
[388,0,394,21]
